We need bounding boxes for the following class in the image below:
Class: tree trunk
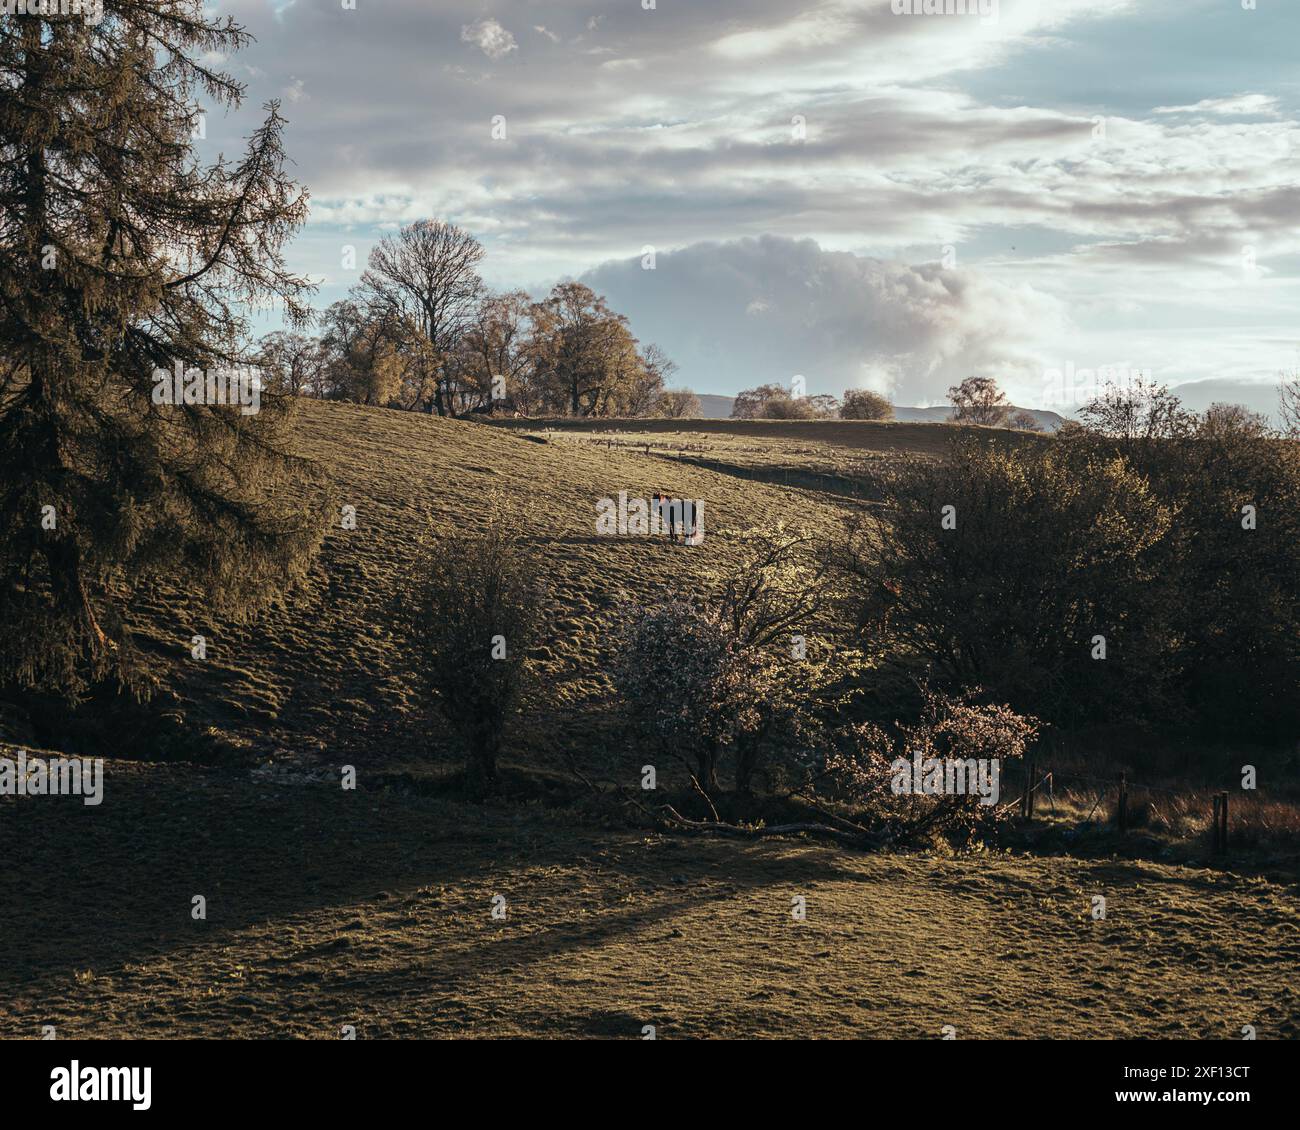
[735,739,759,795]
[465,730,500,798]
[696,747,720,795]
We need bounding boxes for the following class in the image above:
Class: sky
[207,0,1300,414]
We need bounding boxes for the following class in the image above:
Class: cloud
[580,236,1072,403]
[461,18,518,61]
[206,0,1300,396]
[1154,94,1280,117]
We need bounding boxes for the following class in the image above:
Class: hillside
[483,414,1022,456]
[4,397,1298,1042]
[15,399,862,770]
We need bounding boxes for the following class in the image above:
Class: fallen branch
[659,805,887,849]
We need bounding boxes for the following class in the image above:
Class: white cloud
[581,236,1073,405]
[1154,94,1280,117]
[461,18,518,61]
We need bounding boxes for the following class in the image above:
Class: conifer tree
[0,3,322,700]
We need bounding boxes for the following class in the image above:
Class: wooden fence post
[1212,793,1223,852]
[1117,772,1128,832]
[1022,755,1035,822]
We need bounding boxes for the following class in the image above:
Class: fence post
[1117,772,1128,832]
[1220,790,1229,853]
[1022,755,1035,822]
[1212,794,1223,852]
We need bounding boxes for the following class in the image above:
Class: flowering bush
[610,600,765,793]
[820,689,1039,846]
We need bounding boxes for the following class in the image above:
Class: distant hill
[696,394,735,419]
[892,405,1067,432]
[689,395,1065,431]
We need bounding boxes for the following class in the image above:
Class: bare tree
[359,220,485,416]
[1279,370,1300,438]
[258,330,328,397]
[947,376,1010,427]
[625,343,676,416]
[1079,377,1193,448]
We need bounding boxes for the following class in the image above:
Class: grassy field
[3,400,1297,1039]
[3,760,1297,1039]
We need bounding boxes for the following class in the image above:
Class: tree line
[257,220,692,418]
[727,378,1039,428]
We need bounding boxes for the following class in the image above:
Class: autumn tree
[457,290,535,413]
[840,390,893,420]
[947,376,1010,427]
[530,282,642,417]
[655,388,700,418]
[0,3,322,700]
[318,300,402,407]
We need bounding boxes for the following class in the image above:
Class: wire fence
[1011,758,1238,852]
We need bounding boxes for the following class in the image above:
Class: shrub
[611,600,764,794]
[761,395,817,420]
[404,501,545,794]
[821,689,1038,846]
[613,527,858,795]
[843,436,1179,728]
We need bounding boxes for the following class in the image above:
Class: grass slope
[4,399,1296,1040]
[81,399,857,769]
